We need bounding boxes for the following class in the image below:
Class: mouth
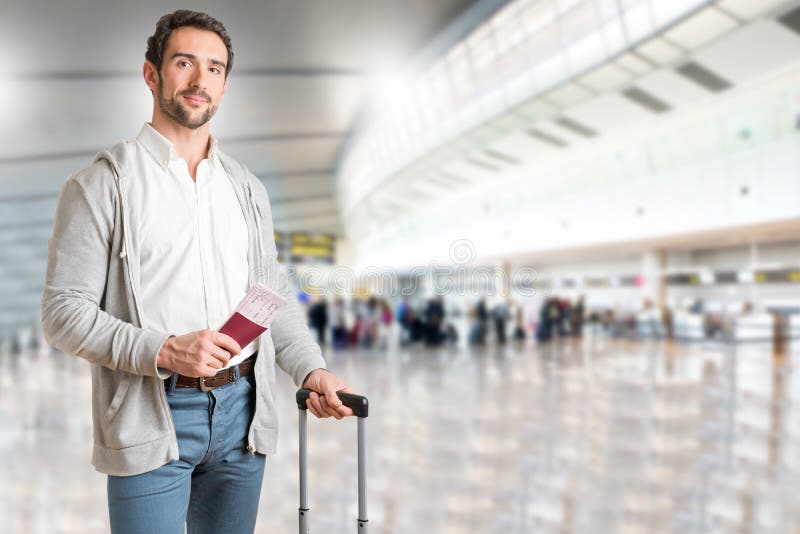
[182,95,208,105]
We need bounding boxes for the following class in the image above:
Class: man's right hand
[157,330,242,377]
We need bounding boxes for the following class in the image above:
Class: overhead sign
[665,274,700,285]
[273,231,336,264]
[665,269,800,285]
[289,232,335,264]
[754,269,800,284]
[583,276,639,287]
[274,231,286,263]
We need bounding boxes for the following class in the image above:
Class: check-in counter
[787,314,800,340]
[636,309,665,339]
[672,312,705,341]
[732,313,774,343]
[781,313,800,355]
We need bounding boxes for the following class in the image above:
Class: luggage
[295,389,369,533]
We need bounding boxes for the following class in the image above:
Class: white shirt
[131,123,256,367]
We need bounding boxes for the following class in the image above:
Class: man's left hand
[302,369,355,419]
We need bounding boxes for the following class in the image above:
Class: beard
[156,75,217,129]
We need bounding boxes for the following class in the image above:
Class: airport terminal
[2,0,800,532]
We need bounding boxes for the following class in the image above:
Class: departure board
[273,231,336,264]
[665,269,800,285]
[754,269,800,284]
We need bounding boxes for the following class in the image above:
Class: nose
[190,66,207,91]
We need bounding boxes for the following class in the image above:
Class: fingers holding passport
[157,329,243,377]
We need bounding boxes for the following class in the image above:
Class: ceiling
[0,0,482,328]
[342,0,800,268]
[0,0,480,228]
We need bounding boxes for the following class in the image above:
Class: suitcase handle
[296,388,369,533]
[296,388,369,418]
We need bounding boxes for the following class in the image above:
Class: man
[41,10,352,533]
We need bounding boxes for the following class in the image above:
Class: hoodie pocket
[104,379,131,422]
[99,376,171,450]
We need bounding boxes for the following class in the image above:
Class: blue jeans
[107,372,266,534]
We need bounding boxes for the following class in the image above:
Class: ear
[142,61,159,93]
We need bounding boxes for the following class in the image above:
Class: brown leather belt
[166,353,257,392]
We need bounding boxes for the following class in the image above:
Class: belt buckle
[199,368,236,392]
[199,377,214,392]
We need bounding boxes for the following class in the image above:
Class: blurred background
[3,0,800,532]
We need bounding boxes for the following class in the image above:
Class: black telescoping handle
[296,388,369,418]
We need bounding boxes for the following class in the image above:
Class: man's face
[154,26,228,129]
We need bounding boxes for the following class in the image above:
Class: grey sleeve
[41,176,171,377]
[250,178,326,386]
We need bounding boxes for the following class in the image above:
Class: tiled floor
[1,334,799,533]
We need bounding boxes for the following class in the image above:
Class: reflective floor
[2,334,800,533]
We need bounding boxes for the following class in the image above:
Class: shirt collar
[207,135,219,159]
[136,123,219,171]
[136,123,176,170]
[207,135,220,169]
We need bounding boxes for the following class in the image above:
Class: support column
[640,250,666,309]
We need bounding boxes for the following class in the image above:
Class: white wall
[349,64,800,271]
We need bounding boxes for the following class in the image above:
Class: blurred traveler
[407,307,425,344]
[425,296,445,346]
[445,321,459,344]
[395,297,410,324]
[513,306,526,342]
[492,300,510,345]
[396,298,411,345]
[330,297,348,349]
[350,306,363,346]
[537,297,564,342]
[41,10,352,533]
[570,295,585,337]
[476,298,489,327]
[468,306,483,346]
[308,297,328,346]
[379,299,393,349]
[559,298,571,336]
[360,296,379,348]
[470,298,489,345]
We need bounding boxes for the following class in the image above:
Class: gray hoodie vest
[41,138,326,476]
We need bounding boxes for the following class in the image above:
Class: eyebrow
[170,52,227,69]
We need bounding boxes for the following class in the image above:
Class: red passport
[219,312,269,349]
[218,285,288,351]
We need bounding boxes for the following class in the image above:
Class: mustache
[181,90,210,101]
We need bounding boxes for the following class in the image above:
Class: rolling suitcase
[296,389,369,533]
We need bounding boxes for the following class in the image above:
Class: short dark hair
[145,10,234,78]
